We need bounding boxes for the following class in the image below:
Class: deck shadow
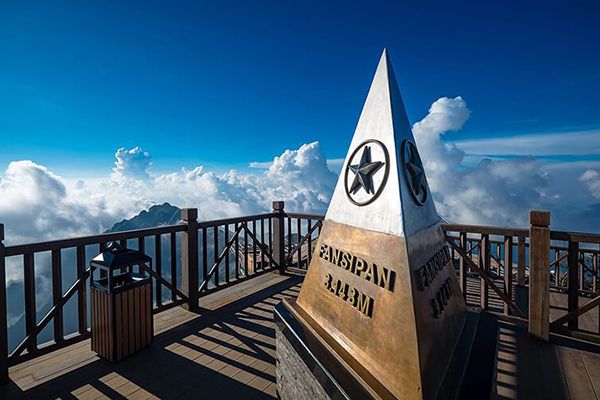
[0,274,303,400]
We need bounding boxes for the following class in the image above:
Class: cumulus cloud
[250,156,345,174]
[0,142,336,246]
[413,96,551,227]
[112,146,152,180]
[0,161,120,245]
[145,142,338,219]
[580,169,600,200]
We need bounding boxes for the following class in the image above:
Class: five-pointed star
[348,146,384,195]
[405,146,425,196]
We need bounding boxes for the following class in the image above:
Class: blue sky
[1,1,599,177]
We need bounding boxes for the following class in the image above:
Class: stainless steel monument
[274,50,496,400]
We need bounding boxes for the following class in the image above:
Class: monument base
[274,299,499,400]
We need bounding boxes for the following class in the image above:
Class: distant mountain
[108,202,181,232]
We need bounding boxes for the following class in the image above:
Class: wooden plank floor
[465,275,600,399]
[496,320,600,400]
[0,272,302,400]
[1,272,599,399]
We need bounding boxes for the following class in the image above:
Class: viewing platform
[0,203,599,399]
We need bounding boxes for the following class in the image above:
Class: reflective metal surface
[296,220,467,400]
[292,50,468,400]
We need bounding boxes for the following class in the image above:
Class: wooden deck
[1,272,302,400]
[1,272,599,399]
[496,321,600,399]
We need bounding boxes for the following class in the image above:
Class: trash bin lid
[90,241,152,271]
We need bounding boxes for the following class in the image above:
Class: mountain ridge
[108,202,181,232]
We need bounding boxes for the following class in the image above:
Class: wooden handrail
[284,212,325,220]
[5,224,186,256]
[442,223,529,237]
[550,230,600,244]
[197,212,278,229]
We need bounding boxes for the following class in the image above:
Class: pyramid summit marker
[325,49,441,237]
[275,50,480,400]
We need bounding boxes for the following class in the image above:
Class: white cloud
[250,156,344,174]
[0,142,337,246]
[112,146,152,180]
[580,169,600,200]
[413,96,553,227]
[248,161,272,169]
[0,161,122,245]
[454,129,600,156]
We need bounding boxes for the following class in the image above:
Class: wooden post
[51,249,63,343]
[181,208,199,311]
[504,235,513,315]
[480,234,490,309]
[459,232,467,294]
[528,210,550,341]
[517,236,526,286]
[578,252,585,290]
[593,252,598,293]
[567,240,579,330]
[496,243,501,276]
[0,224,8,383]
[272,201,286,275]
[76,246,87,335]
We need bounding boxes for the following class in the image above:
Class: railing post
[272,201,286,275]
[480,234,490,309]
[0,224,8,383]
[528,210,550,341]
[567,239,579,330]
[504,235,513,316]
[459,232,467,294]
[517,236,526,286]
[181,208,199,311]
[593,251,598,293]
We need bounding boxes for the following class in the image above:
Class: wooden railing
[444,213,600,343]
[1,203,598,383]
[282,212,324,274]
[0,201,323,383]
[547,229,600,342]
[443,224,529,322]
[1,224,188,371]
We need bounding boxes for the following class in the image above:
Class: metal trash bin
[90,242,153,362]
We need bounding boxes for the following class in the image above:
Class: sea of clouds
[2,96,600,249]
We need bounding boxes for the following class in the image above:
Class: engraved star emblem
[348,146,384,195]
[402,140,428,205]
[406,158,425,197]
